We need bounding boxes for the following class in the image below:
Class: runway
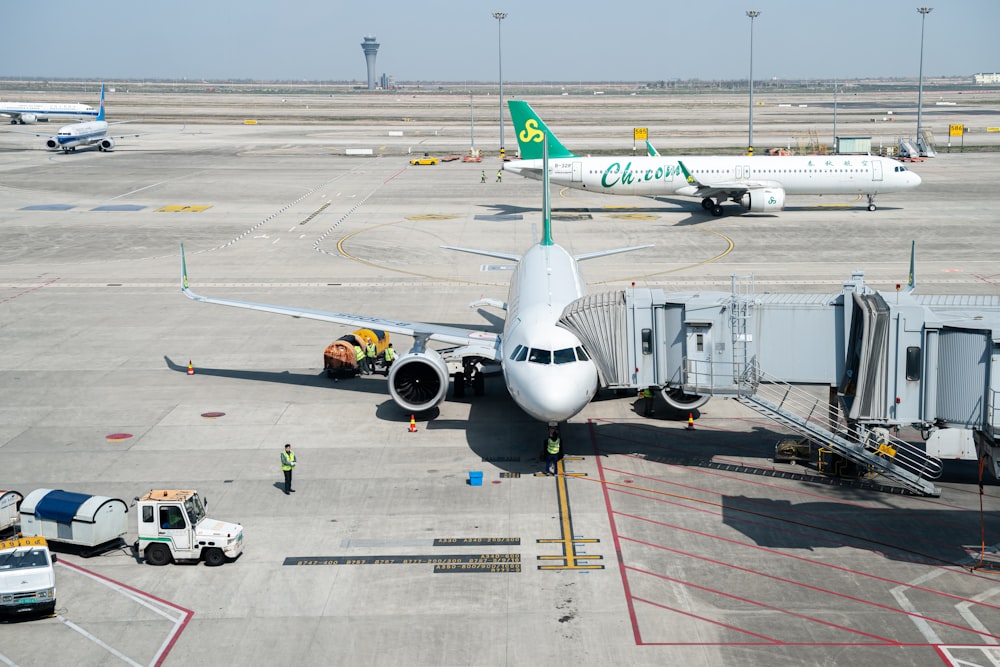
[1,90,1000,666]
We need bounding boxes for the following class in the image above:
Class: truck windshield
[0,548,50,570]
[184,494,207,525]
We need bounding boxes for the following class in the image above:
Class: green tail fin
[507,101,575,160]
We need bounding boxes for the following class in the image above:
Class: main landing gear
[701,197,724,217]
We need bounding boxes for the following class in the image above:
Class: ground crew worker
[383,343,396,375]
[544,427,561,475]
[280,443,296,495]
[354,343,365,375]
[641,387,654,417]
[365,340,377,375]
[496,168,502,183]
[480,170,486,183]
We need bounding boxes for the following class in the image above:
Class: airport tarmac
[1,93,1000,666]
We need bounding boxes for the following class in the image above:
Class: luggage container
[19,489,128,552]
[0,490,22,535]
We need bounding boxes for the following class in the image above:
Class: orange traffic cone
[687,413,695,430]
[408,415,417,433]
[187,360,194,375]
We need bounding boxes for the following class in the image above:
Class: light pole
[746,10,760,156]
[493,11,507,158]
[916,7,932,147]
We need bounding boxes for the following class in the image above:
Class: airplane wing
[676,160,780,198]
[180,245,502,358]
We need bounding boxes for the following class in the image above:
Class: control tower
[360,35,380,90]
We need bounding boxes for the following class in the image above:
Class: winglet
[678,160,698,185]
[507,100,575,161]
[905,240,915,293]
[181,243,190,292]
[96,84,106,122]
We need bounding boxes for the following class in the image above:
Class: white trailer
[0,490,22,535]
[19,489,128,552]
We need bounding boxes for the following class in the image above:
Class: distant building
[361,35,380,90]
[974,73,1000,85]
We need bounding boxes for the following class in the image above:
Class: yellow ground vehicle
[409,154,438,165]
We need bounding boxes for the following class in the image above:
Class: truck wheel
[145,543,171,566]
[204,547,226,567]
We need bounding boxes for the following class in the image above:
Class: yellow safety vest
[366,343,376,358]
[281,450,296,471]
[384,347,396,362]
[546,438,560,455]
[354,345,365,362]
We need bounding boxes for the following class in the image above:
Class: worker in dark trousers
[544,427,561,475]
[383,343,396,375]
[281,443,296,495]
[354,344,365,376]
[496,169,502,183]
[365,340,377,375]
[641,387,655,417]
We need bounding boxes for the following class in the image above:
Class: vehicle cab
[135,490,244,567]
[0,536,56,618]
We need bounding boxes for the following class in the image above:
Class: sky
[2,1,995,83]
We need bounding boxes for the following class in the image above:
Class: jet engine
[739,187,786,213]
[388,347,450,412]
[98,138,115,151]
[45,138,58,149]
[660,386,710,410]
[20,114,37,124]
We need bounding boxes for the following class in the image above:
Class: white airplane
[180,138,651,426]
[7,85,140,153]
[0,99,98,125]
[504,101,922,216]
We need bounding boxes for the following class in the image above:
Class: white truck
[134,490,244,566]
[0,536,57,618]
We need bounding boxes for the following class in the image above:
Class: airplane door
[736,165,751,181]
[572,161,583,183]
[685,325,713,390]
[872,160,883,182]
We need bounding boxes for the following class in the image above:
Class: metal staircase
[736,361,943,496]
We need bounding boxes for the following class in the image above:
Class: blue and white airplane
[505,101,922,216]
[8,85,140,153]
[180,138,651,426]
[0,99,98,125]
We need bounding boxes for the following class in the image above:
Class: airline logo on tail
[508,101,575,160]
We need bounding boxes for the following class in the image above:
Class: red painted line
[615,508,1000,612]
[627,564,898,643]
[0,277,60,304]
[57,558,194,666]
[618,532,1000,641]
[384,167,407,183]
[589,420,643,645]
[631,594,781,644]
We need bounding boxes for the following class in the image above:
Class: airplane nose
[911,171,922,186]
[511,365,597,423]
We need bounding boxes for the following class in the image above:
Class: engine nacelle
[388,347,449,412]
[739,187,786,212]
[45,138,58,149]
[660,387,710,411]
[99,138,115,151]
[21,114,37,124]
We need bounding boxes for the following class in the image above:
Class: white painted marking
[0,652,20,667]
[107,182,163,200]
[58,616,144,667]
[956,587,1000,645]
[890,569,946,644]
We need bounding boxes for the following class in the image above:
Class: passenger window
[553,348,576,364]
[575,346,590,361]
[528,348,551,364]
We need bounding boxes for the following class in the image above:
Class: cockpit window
[528,348,551,364]
[553,348,576,364]
[514,346,529,362]
[509,344,523,361]
[575,346,590,361]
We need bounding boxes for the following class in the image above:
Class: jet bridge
[559,273,1000,496]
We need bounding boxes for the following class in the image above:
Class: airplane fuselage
[505,154,920,198]
[46,120,111,152]
[499,243,598,424]
[1,102,98,125]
